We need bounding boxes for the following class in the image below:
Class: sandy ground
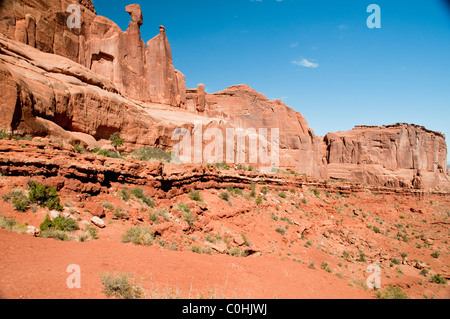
[0,228,374,299]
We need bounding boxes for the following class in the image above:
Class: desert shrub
[191,245,203,254]
[40,229,71,241]
[391,258,401,265]
[278,192,286,199]
[110,132,125,151]
[53,216,79,232]
[129,147,171,163]
[121,226,154,246]
[430,274,447,285]
[0,130,9,139]
[114,207,128,220]
[255,196,263,205]
[419,269,429,276]
[431,251,440,259]
[155,207,169,221]
[132,188,155,208]
[73,143,86,154]
[189,190,202,202]
[100,273,143,299]
[376,286,408,299]
[131,187,144,199]
[177,202,190,214]
[119,188,131,201]
[214,162,230,170]
[342,251,351,260]
[101,202,115,210]
[177,202,194,225]
[261,186,269,195]
[312,188,320,198]
[0,216,27,234]
[97,149,121,158]
[86,225,98,240]
[275,227,286,235]
[227,247,248,257]
[148,210,158,223]
[219,192,229,201]
[28,181,63,211]
[241,233,250,247]
[184,211,196,227]
[358,251,367,263]
[3,190,30,212]
[39,214,79,233]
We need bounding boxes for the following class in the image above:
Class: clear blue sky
[92,0,450,161]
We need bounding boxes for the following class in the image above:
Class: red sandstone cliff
[323,124,449,190]
[0,1,448,190]
[0,0,186,106]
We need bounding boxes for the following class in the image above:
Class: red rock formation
[323,124,450,190]
[186,84,327,178]
[0,1,448,190]
[0,0,186,106]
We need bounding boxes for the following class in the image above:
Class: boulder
[26,226,40,237]
[91,216,105,228]
[84,202,105,218]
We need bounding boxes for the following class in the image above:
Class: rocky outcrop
[186,84,327,178]
[0,1,448,190]
[323,124,450,189]
[0,1,186,107]
[0,33,182,151]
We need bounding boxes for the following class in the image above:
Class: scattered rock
[91,217,106,228]
[209,242,227,254]
[49,211,60,220]
[84,202,105,218]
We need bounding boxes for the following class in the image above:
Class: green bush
[97,149,121,158]
[430,274,447,285]
[100,273,143,299]
[431,251,440,259]
[40,229,71,241]
[227,247,248,257]
[214,162,230,170]
[376,286,408,299]
[148,210,158,223]
[176,202,189,213]
[189,190,202,202]
[121,227,154,246]
[101,202,115,210]
[110,132,125,151]
[39,214,79,233]
[28,181,63,211]
[175,203,193,225]
[255,196,263,205]
[278,192,286,199]
[0,216,27,234]
[131,188,155,208]
[219,192,229,201]
[3,190,30,212]
[129,147,171,163]
[275,227,286,235]
[73,144,86,154]
[119,188,131,201]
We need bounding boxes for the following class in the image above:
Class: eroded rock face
[0,34,179,151]
[0,1,186,107]
[186,84,327,178]
[0,1,448,190]
[323,124,450,189]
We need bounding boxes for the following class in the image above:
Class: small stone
[91,216,106,228]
